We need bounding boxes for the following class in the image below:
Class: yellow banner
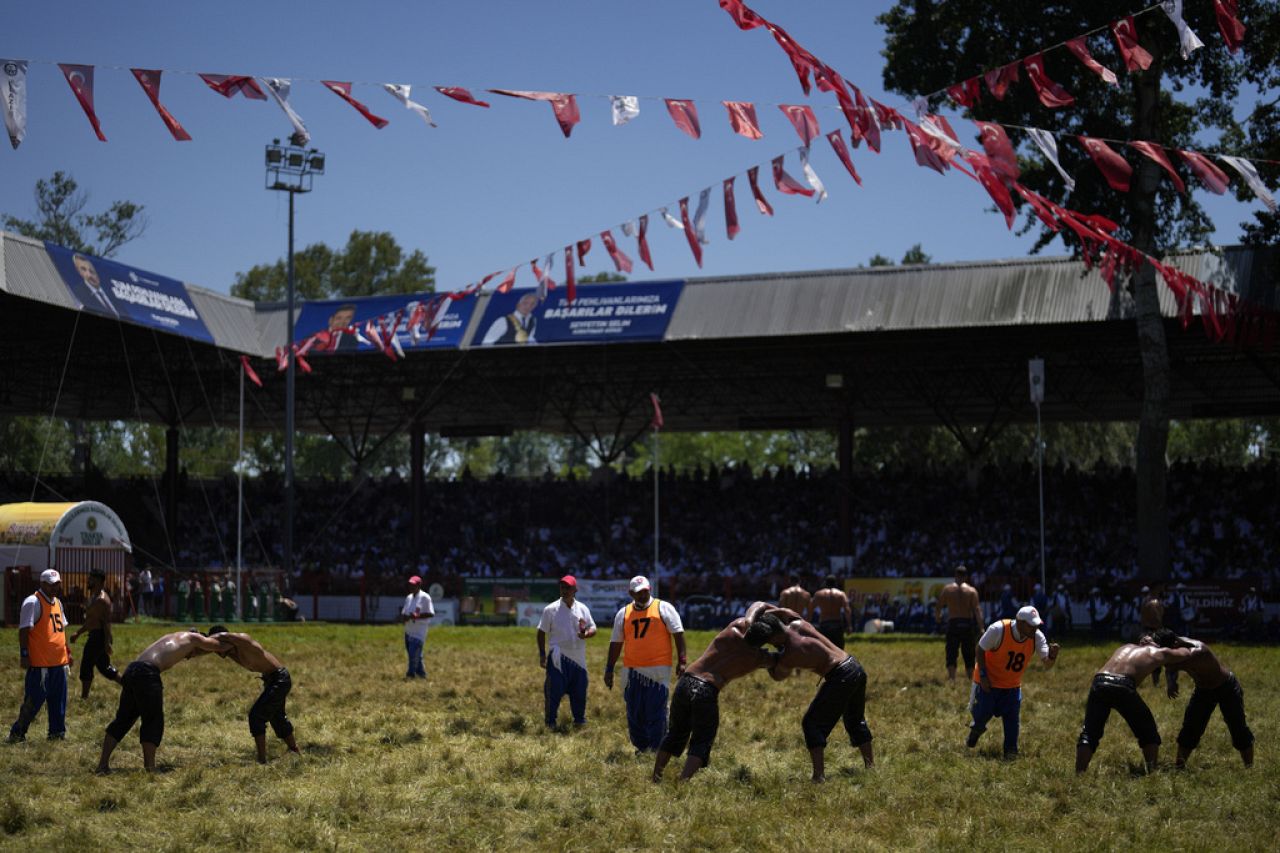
[0,503,76,546]
[843,577,952,606]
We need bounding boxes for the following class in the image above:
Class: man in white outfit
[399,576,434,679]
[537,575,596,728]
[604,575,687,753]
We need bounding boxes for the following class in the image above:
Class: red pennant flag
[946,78,982,108]
[1129,142,1186,194]
[1079,136,1133,192]
[1214,0,1246,53]
[723,101,763,139]
[1065,37,1118,85]
[600,230,634,274]
[58,64,106,141]
[679,197,703,267]
[973,121,1020,183]
[665,99,701,139]
[637,214,654,270]
[199,73,267,99]
[496,269,516,293]
[1177,150,1231,194]
[723,176,741,239]
[564,246,576,303]
[853,87,880,153]
[770,23,817,95]
[778,104,820,146]
[718,0,766,30]
[983,62,1020,100]
[294,349,313,373]
[274,346,288,372]
[649,392,664,430]
[490,89,580,137]
[826,130,861,186]
[902,119,949,175]
[576,238,591,266]
[322,81,389,128]
[1013,183,1063,233]
[869,99,902,131]
[1023,54,1075,108]
[531,258,554,297]
[239,355,263,387]
[961,153,1016,229]
[434,86,491,108]
[772,154,815,196]
[1111,18,1154,72]
[130,69,191,141]
[747,165,774,215]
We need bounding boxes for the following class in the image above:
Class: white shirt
[401,590,435,640]
[481,311,537,345]
[139,569,153,593]
[609,597,684,688]
[978,620,1050,661]
[19,592,54,629]
[538,598,596,670]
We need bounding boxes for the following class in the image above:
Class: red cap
[559,575,577,588]
[409,575,422,585]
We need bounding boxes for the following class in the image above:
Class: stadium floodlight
[307,151,326,173]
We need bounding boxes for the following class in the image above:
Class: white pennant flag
[610,95,639,126]
[660,207,684,230]
[1220,156,1277,212]
[620,219,638,237]
[1027,128,1076,192]
[384,83,437,128]
[262,78,310,145]
[1,59,28,149]
[1161,1,1204,60]
[798,147,828,202]
[693,188,711,245]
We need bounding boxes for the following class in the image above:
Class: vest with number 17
[622,600,672,668]
[28,595,70,668]
[973,619,1033,689]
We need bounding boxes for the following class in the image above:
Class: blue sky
[0,1,1267,295]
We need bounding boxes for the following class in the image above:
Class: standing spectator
[1088,588,1112,638]
[966,606,1059,759]
[778,574,811,616]
[603,575,687,754]
[536,575,596,729]
[998,585,1018,621]
[1049,583,1073,636]
[1167,583,1194,634]
[810,577,852,649]
[138,567,153,617]
[7,570,71,743]
[907,595,928,633]
[399,576,434,679]
[1239,587,1264,640]
[1030,584,1050,618]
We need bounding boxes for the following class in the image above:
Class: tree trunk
[1130,45,1171,581]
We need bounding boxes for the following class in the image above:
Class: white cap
[1016,605,1043,627]
[629,575,651,594]
[40,569,61,585]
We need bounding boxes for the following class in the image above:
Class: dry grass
[0,624,1275,851]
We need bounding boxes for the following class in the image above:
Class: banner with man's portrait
[474,281,684,347]
[294,293,475,353]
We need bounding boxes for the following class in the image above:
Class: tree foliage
[231,230,436,301]
[2,171,147,257]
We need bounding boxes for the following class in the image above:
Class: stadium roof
[2,229,1278,451]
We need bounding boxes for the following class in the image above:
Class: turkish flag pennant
[719,0,766,30]
[131,69,191,141]
[239,356,263,388]
[576,238,591,266]
[747,165,774,215]
[764,21,816,94]
[679,197,703,267]
[724,176,741,239]
[973,121,1020,183]
[1023,54,1075,109]
[1129,141,1186,193]
[853,87,880,153]
[649,392,664,430]
[961,152,1016,229]
[637,214,654,270]
[434,86,490,108]
[826,130,862,186]
[275,346,289,372]
[1013,183,1063,232]
[665,99,702,139]
[531,258,552,300]
[58,64,106,141]
[779,104,820,146]
[1111,18,1154,72]
[564,246,576,303]
[1079,136,1133,192]
[870,99,902,131]
[1065,37,1118,85]
[919,115,962,164]
[496,269,516,293]
[723,101,764,139]
[490,90,580,137]
[1214,0,1246,53]
[199,73,266,99]
[294,348,313,373]
[946,77,982,108]
[322,81,389,128]
[902,119,948,175]
[983,62,1020,100]
[1177,150,1231,194]
[772,154,815,196]
[600,229,634,273]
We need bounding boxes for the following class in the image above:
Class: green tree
[879,1,1278,579]
[3,171,147,257]
[231,230,435,301]
[899,243,933,265]
[578,271,627,283]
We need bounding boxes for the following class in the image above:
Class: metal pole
[652,428,659,579]
[1036,401,1046,591]
[236,362,244,621]
[284,189,295,584]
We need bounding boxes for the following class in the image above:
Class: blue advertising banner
[474,281,683,347]
[293,292,476,353]
[45,243,214,343]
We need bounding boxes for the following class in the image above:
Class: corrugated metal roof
[0,232,80,309]
[186,286,269,356]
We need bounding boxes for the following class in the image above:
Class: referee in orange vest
[966,605,1059,759]
[604,576,687,754]
[7,569,72,743]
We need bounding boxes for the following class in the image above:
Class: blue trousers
[623,672,669,752]
[970,685,1021,754]
[404,635,426,678]
[544,655,588,726]
[10,665,68,739]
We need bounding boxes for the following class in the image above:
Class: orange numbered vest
[622,600,673,668]
[973,620,1034,689]
[27,594,70,668]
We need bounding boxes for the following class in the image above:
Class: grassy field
[0,623,1275,851]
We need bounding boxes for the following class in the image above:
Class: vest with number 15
[28,595,70,668]
[973,619,1033,689]
[622,600,672,668]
